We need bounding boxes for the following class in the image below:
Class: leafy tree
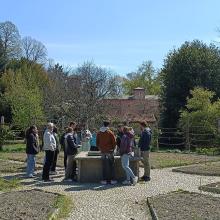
[180,87,220,133]
[2,69,45,129]
[161,40,220,128]
[123,61,161,95]
[180,87,220,148]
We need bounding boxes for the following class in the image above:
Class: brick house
[103,87,160,126]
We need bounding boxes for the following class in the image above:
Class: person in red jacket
[97,121,117,185]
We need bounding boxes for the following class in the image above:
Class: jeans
[141,151,150,177]
[26,154,36,176]
[121,154,135,181]
[51,150,59,171]
[101,153,115,181]
[42,150,55,180]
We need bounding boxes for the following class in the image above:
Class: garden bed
[0,189,72,220]
[172,161,220,176]
[148,191,220,220]
[0,159,25,174]
[199,182,220,194]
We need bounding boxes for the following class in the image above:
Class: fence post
[185,117,191,152]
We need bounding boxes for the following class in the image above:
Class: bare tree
[44,62,122,127]
[22,36,47,63]
[0,21,21,59]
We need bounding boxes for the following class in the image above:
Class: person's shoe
[101,180,107,185]
[50,171,58,175]
[110,180,117,185]
[27,174,34,178]
[140,176,151,182]
[64,178,73,182]
[43,179,54,182]
[144,176,151,182]
[122,180,131,185]
[132,176,138,186]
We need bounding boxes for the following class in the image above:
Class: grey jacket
[43,129,56,151]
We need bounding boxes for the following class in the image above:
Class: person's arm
[111,132,116,150]
[138,133,143,149]
[96,132,100,150]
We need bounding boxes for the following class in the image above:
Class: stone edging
[147,197,159,220]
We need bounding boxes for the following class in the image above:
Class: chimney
[133,87,145,99]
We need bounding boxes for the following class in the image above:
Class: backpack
[120,134,131,155]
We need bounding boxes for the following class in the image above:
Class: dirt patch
[0,189,58,220]
[172,161,220,176]
[199,182,220,194]
[149,191,220,220]
[0,159,25,174]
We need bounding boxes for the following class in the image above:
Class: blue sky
[1,0,220,74]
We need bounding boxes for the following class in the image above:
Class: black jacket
[138,128,152,151]
[65,133,78,155]
[116,131,124,147]
[26,133,39,155]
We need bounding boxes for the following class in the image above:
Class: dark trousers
[42,150,55,180]
[64,152,67,170]
[90,146,99,151]
[101,153,115,181]
[51,150,59,171]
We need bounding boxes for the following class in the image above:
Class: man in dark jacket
[116,124,124,148]
[64,127,78,181]
[138,121,152,182]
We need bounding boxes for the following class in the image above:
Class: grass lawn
[51,194,73,220]
[150,152,220,169]
[1,144,220,169]
[0,177,20,191]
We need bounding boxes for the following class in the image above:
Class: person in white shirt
[42,122,56,182]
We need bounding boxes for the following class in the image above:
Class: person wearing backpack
[64,127,78,181]
[138,121,152,182]
[120,126,138,185]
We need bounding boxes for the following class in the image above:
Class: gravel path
[11,167,220,220]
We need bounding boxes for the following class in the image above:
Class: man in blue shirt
[138,121,152,182]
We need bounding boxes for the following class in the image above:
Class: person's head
[64,126,68,132]
[47,122,54,132]
[139,121,147,131]
[67,127,73,134]
[53,126,58,134]
[69,121,77,130]
[92,128,97,134]
[123,126,130,133]
[26,125,37,137]
[118,124,124,133]
[103,121,110,127]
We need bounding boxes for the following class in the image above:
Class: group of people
[25,120,152,185]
